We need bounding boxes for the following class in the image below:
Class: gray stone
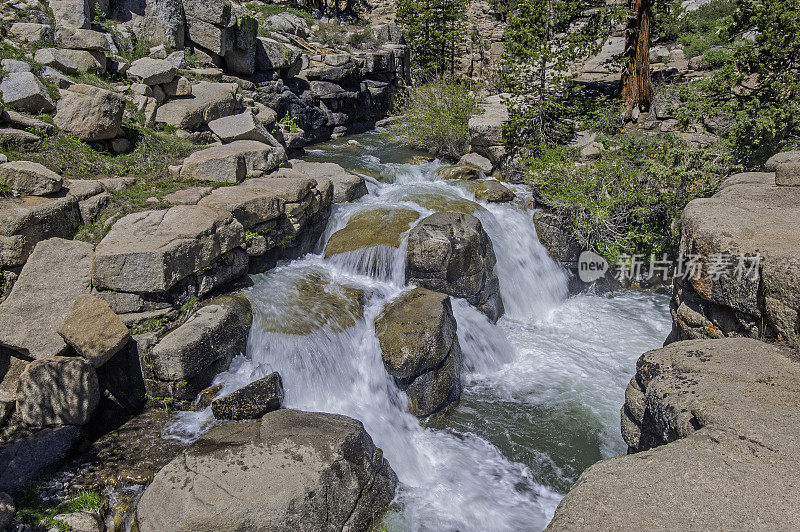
[110,0,186,49]
[0,161,62,196]
[207,110,279,145]
[468,180,515,203]
[58,295,130,368]
[0,238,93,359]
[0,196,81,268]
[3,109,56,135]
[0,59,32,73]
[9,22,52,43]
[181,140,286,183]
[765,150,800,171]
[148,294,251,396]
[161,76,191,97]
[406,212,504,322]
[0,127,40,148]
[182,0,231,26]
[224,15,258,76]
[135,409,397,532]
[93,205,244,293]
[34,48,80,74]
[547,338,800,531]
[54,84,126,141]
[126,57,177,85]
[53,511,104,532]
[468,95,508,147]
[186,16,233,55]
[50,0,90,29]
[163,186,212,205]
[154,81,238,130]
[78,192,110,222]
[255,37,301,71]
[0,425,83,495]
[0,492,13,531]
[288,160,367,203]
[0,352,26,427]
[56,49,106,73]
[776,161,800,186]
[16,356,99,426]
[55,27,110,51]
[0,72,55,114]
[268,12,308,37]
[375,287,462,417]
[211,371,283,420]
[458,152,493,174]
[718,171,775,189]
[42,66,77,89]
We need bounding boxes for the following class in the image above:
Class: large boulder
[58,295,130,368]
[0,72,55,113]
[255,37,301,71]
[181,140,286,183]
[126,57,177,85]
[146,294,251,399]
[0,425,84,495]
[375,287,463,417]
[155,81,238,130]
[33,47,79,74]
[288,160,367,203]
[135,409,397,531]
[0,238,93,359]
[224,15,258,76]
[0,196,82,268]
[54,27,110,51]
[547,338,800,531]
[16,356,100,427]
[324,208,420,257]
[0,161,62,196]
[50,0,90,29]
[92,205,244,293]
[182,0,230,25]
[406,212,504,322]
[207,110,279,145]
[468,95,508,148]
[110,0,186,49]
[667,180,800,346]
[54,84,126,141]
[211,371,283,420]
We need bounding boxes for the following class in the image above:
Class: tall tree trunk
[620,0,653,120]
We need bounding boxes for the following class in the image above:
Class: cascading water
[168,130,671,531]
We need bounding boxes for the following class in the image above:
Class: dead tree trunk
[619,0,653,120]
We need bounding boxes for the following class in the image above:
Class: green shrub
[674,0,737,58]
[392,78,480,158]
[14,489,107,531]
[527,134,735,261]
[347,30,371,48]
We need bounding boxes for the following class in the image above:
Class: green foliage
[671,0,800,165]
[392,78,480,158]
[131,316,168,334]
[347,30,371,48]
[279,115,301,132]
[396,0,468,78]
[14,489,107,531]
[660,0,737,58]
[62,490,107,514]
[501,0,618,150]
[179,296,199,317]
[0,178,9,196]
[528,133,735,261]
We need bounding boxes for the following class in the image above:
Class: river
[168,129,671,531]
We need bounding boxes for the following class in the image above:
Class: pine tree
[396,0,468,78]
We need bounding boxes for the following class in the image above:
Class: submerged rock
[324,208,419,257]
[398,192,484,215]
[136,409,397,532]
[466,180,515,203]
[375,287,463,417]
[406,212,504,322]
[211,371,283,420]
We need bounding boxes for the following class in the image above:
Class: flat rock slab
[324,208,420,257]
[181,140,286,183]
[0,72,55,114]
[58,295,130,368]
[287,160,368,203]
[135,409,397,532]
[0,195,82,268]
[93,205,243,293]
[126,57,177,86]
[155,81,237,130]
[548,338,800,531]
[0,160,62,196]
[0,238,93,359]
[207,110,278,145]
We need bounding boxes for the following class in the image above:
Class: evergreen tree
[396,0,469,78]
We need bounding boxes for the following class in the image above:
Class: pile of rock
[468,94,509,175]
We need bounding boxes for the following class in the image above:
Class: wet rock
[0,425,83,495]
[399,192,483,215]
[375,288,463,417]
[54,84,126,141]
[324,208,420,257]
[0,196,82,268]
[58,295,130,368]
[180,140,286,183]
[126,57,177,85]
[406,212,504,322]
[288,160,367,203]
[548,338,800,531]
[155,81,237,130]
[0,72,55,114]
[147,294,252,400]
[467,180,515,202]
[439,164,482,180]
[258,272,364,335]
[135,409,397,532]
[0,238,93,359]
[16,356,100,426]
[458,152,493,174]
[92,205,244,293]
[211,371,283,420]
[0,161,62,196]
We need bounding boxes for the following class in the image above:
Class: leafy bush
[528,134,735,261]
[392,78,480,158]
[15,489,107,531]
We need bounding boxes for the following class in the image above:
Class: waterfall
[168,131,671,531]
